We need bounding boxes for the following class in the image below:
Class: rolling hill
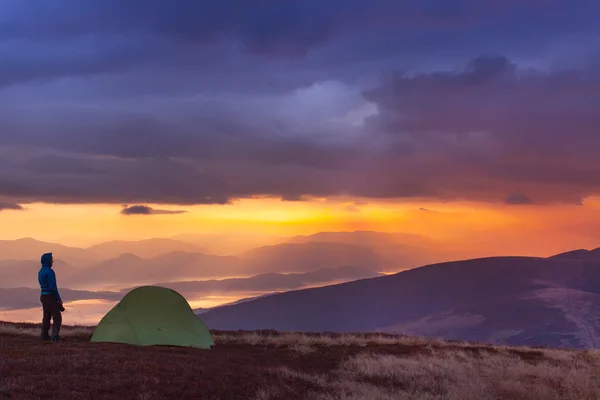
[201,249,600,349]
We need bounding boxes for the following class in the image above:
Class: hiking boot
[51,336,60,343]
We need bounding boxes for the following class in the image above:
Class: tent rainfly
[90,285,214,349]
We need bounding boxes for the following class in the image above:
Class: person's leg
[51,302,62,341]
[40,295,51,340]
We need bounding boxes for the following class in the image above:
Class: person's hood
[41,252,53,268]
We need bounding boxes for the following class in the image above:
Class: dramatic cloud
[1,1,598,90]
[0,1,599,206]
[120,205,188,215]
[0,202,23,211]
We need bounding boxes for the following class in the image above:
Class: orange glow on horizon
[1,196,600,257]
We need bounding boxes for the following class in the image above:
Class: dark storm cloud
[0,1,516,46]
[1,0,599,88]
[0,1,599,206]
[25,155,103,175]
[1,53,599,205]
[120,205,188,215]
[363,55,600,154]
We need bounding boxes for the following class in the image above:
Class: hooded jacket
[38,253,61,300]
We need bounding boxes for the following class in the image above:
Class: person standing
[38,252,63,342]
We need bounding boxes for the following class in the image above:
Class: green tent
[90,286,214,349]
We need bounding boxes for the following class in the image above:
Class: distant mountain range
[239,242,384,272]
[6,233,600,349]
[85,238,207,260]
[0,238,98,266]
[0,230,449,266]
[0,237,211,266]
[201,248,600,349]
[0,266,377,311]
[0,230,556,272]
[0,233,410,289]
[170,232,283,256]
[153,266,381,295]
[0,259,78,288]
[288,231,434,265]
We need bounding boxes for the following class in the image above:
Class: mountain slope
[549,248,600,261]
[201,254,600,348]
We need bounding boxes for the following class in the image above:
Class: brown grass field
[1,322,600,399]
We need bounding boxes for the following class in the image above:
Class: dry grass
[215,330,446,349]
[2,322,600,399]
[0,323,444,353]
[259,349,600,400]
[0,322,94,337]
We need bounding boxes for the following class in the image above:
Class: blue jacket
[38,253,61,300]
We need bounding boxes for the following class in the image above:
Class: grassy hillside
[1,322,599,399]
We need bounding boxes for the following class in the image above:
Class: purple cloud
[0,1,598,88]
[0,2,598,206]
[0,202,23,211]
[504,194,534,205]
[120,205,188,216]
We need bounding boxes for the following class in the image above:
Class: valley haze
[2,232,600,350]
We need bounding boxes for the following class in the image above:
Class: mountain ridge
[200,253,600,348]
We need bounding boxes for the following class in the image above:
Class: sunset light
[2,1,600,397]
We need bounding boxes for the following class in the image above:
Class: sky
[1,1,600,254]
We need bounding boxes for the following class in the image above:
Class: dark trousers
[40,294,62,339]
